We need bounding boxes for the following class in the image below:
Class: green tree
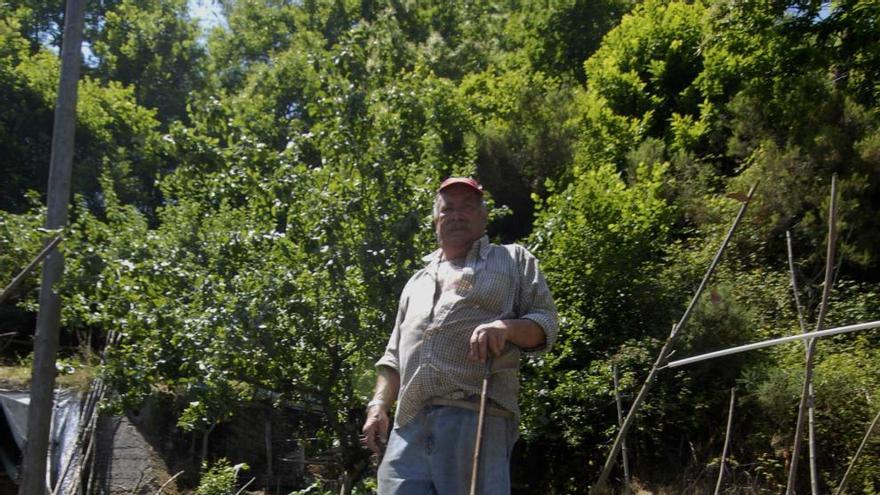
[520,0,632,82]
[90,0,206,126]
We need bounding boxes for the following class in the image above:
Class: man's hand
[469,320,509,363]
[361,404,390,454]
[469,318,547,362]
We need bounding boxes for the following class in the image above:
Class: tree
[90,0,206,126]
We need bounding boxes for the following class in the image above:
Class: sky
[188,0,226,31]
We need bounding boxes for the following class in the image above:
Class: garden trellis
[590,183,758,493]
[596,177,880,494]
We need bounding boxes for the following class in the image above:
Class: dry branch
[590,184,757,494]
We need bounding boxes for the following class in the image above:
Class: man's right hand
[362,404,390,454]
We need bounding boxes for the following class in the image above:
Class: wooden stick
[591,183,757,494]
[786,230,819,495]
[234,477,255,495]
[785,231,808,334]
[834,407,880,495]
[0,235,63,305]
[713,388,736,495]
[787,174,838,495]
[469,358,493,495]
[155,471,184,495]
[612,365,630,495]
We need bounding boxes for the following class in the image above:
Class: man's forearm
[371,366,401,411]
[501,318,546,350]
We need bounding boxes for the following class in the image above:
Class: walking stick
[470,357,493,495]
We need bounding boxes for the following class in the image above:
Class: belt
[430,397,514,419]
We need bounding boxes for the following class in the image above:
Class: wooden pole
[590,184,757,494]
[787,175,838,495]
[786,231,819,495]
[18,2,85,495]
[612,365,631,495]
[713,388,736,495]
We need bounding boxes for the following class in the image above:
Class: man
[362,177,558,494]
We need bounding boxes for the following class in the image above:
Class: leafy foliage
[2,0,879,492]
[196,458,249,495]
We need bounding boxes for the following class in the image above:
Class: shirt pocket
[470,268,514,314]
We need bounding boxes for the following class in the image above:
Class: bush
[196,458,249,495]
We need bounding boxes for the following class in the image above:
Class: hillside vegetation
[1,0,879,492]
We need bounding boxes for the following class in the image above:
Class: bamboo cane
[787,230,819,495]
[155,471,184,495]
[234,477,255,495]
[834,407,880,495]
[713,388,736,495]
[590,183,757,494]
[786,175,838,495]
[469,358,493,495]
[0,235,63,305]
[612,365,630,495]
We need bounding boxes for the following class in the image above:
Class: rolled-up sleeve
[516,245,559,355]
[376,294,408,371]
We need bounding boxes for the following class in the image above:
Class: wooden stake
[787,175,838,495]
[713,388,736,495]
[612,365,630,495]
[786,231,819,495]
[590,184,757,494]
[0,235,63,305]
[834,407,880,495]
[155,471,184,495]
[19,1,86,494]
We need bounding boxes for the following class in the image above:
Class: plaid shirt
[377,235,559,427]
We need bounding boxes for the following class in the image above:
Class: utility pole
[18,1,86,495]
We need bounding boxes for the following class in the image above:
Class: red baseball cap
[438,177,483,196]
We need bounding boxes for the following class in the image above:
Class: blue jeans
[377,405,516,495]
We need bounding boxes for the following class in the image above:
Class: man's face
[435,184,487,249]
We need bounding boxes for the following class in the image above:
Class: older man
[362,177,558,494]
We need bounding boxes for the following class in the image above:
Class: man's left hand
[469,320,509,363]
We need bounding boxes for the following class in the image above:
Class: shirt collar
[422,235,490,265]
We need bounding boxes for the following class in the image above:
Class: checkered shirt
[376,235,559,427]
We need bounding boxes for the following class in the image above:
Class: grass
[0,359,98,391]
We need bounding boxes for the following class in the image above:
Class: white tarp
[0,389,81,495]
